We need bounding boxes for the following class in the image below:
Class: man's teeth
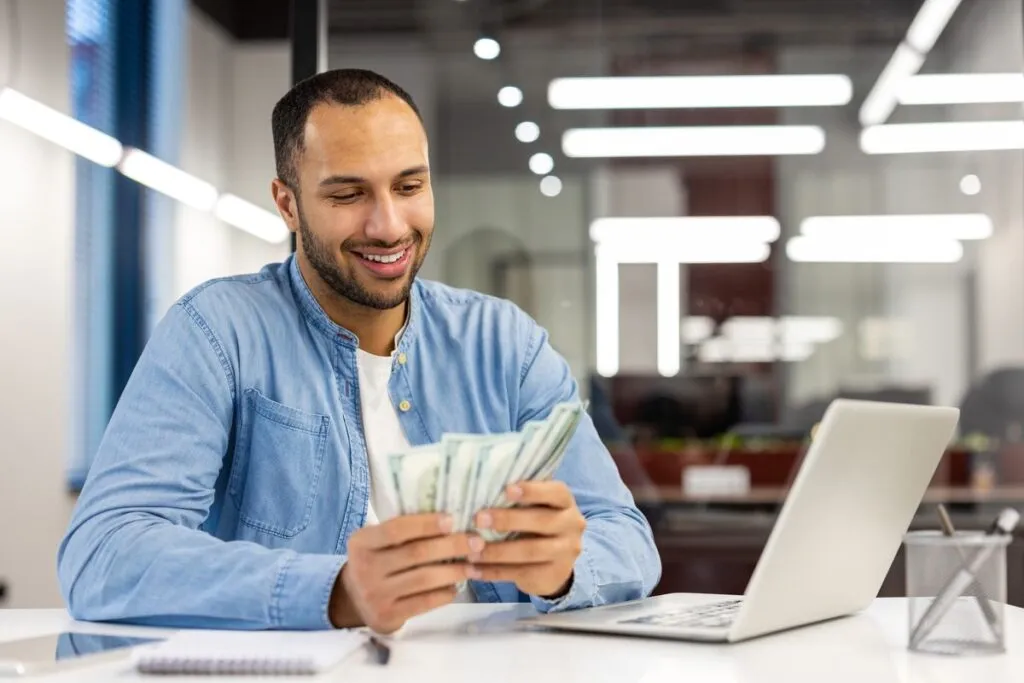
[363,250,405,264]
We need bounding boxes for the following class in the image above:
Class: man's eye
[331,193,359,203]
[398,183,421,193]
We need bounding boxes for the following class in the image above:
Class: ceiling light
[0,87,123,167]
[562,125,825,158]
[498,86,523,107]
[860,120,1024,154]
[604,241,771,264]
[539,175,562,197]
[548,74,853,110]
[529,152,554,175]
[473,37,500,60]
[117,148,218,211]
[800,214,992,241]
[515,121,540,142]
[786,236,963,263]
[699,337,814,363]
[214,194,291,244]
[590,216,781,245]
[906,0,963,53]
[898,73,1024,105]
[960,174,981,196]
[858,43,925,126]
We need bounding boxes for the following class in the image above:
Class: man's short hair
[271,68,423,190]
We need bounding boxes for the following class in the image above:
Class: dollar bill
[388,444,443,516]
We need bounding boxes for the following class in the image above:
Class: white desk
[1,596,1022,682]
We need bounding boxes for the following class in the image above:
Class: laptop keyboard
[617,599,742,630]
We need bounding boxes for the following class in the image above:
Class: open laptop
[523,399,960,643]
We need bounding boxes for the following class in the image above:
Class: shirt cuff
[529,551,598,613]
[271,552,347,630]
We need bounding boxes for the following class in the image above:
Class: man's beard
[297,206,425,311]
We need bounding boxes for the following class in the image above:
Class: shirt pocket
[229,388,331,539]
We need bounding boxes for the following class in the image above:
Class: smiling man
[58,69,660,633]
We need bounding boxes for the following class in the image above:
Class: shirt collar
[287,253,420,351]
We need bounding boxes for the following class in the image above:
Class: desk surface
[2,596,1022,682]
[635,485,1024,506]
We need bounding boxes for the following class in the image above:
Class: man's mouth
[350,245,414,278]
[358,249,407,264]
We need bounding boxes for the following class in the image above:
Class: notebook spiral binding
[136,655,317,675]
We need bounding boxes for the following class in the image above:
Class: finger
[468,562,551,584]
[379,533,482,575]
[359,513,454,550]
[505,480,575,509]
[390,586,458,625]
[475,507,563,536]
[471,537,566,565]
[386,562,474,600]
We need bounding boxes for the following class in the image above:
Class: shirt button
[398,400,411,412]
[397,352,407,365]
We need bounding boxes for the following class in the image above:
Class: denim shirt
[58,256,660,629]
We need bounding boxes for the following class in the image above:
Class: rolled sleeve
[272,553,348,630]
[529,547,600,613]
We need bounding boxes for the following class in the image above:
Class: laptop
[523,399,960,643]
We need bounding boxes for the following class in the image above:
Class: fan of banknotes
[387,401,586,541]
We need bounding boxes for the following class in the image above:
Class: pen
[367,635,390,665]
[935,505,1001,637]
[910,507,1020,647]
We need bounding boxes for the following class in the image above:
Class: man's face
[289,96,434,310]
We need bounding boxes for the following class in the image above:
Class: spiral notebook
[132,629,365,675]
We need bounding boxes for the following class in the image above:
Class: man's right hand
[329,513,484,634]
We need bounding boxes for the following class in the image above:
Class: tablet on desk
[0,631,164,677]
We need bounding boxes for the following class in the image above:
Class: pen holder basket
[904,531,1011,655]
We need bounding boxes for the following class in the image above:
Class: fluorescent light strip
[906,0,963,53]
[858,43,925,126]
[657,262,680,377]
[860,120,1024,154]
[0,88,123,167]
[548,74,853,110]
[562,125,825,158]
[594,251,620,377]
[214,194,290,244]
[801,214,993,241]
[859,0,964,125]
[898,73,1024,105]
[590,216,781,245]
[610,241,770,264]
[118,148,218,211]
[786,236,963,263]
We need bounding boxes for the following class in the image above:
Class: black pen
[367,635,391,665]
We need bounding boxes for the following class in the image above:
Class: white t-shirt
[355,345,475,603]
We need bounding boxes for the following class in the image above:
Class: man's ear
[270,179,299,233]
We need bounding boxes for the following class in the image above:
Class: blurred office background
[2,0,1024,608]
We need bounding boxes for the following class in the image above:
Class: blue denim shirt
[58,256,660,629]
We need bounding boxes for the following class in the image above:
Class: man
[58,69,660,633]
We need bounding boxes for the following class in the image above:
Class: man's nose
[365,195,405,244]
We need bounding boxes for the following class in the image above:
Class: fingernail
[439,515,453,533]
[507,485,523,500]
[469,536,485,553]
[466,566,482,580]
[476,512,492,529]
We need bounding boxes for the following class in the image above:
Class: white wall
[171,11,289,312]
[0,0,78,608]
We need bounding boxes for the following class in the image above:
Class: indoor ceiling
[193,0,920,46]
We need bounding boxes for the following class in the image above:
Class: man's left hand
[468,481,585,599]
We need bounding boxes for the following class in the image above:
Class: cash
[385,401,587,538]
